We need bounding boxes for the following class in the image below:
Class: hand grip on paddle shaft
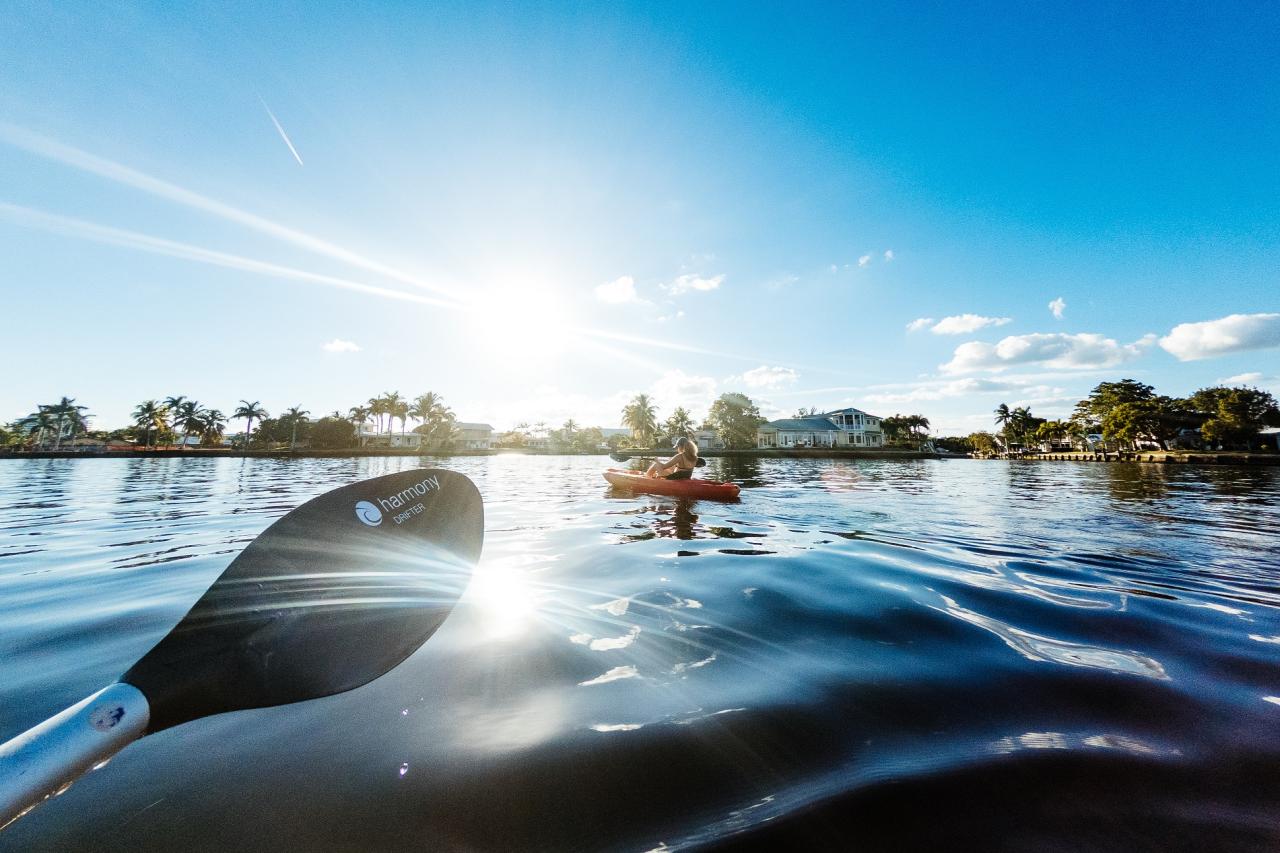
[0,468,484,831]
[0,684,149,827]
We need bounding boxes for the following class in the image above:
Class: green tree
[411,392,457,449]
[968,432,998,455]
[201,409,227,445]
[663,407,696,441]
[572,426,604,453]
[174,400,206,448]
[992,403,1013,448]
[557,418,579,448]
[310,416,356,449]
[1074,380,1155,429]
[622,394,659,448]
[282,405,310,451]
[368,395,388,435]
[409,393,443,429]
[233,400,268,449]
[1190,386,1280,448]
[46,397,90,448]
[706,392,765,449]
[881,415,907,445]
[132,400,169,447]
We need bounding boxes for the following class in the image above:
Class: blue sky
[2,2,1277,434]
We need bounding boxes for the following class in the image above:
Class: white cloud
[930,314,1013,335]
[735,365,800,390]
[321,338,361,353]
[1218,372,1263,385]
[906,317,936,332]
[942,332,1155,374]
[1049,297,1066,319]
[595,275,638,304]
[858,254,872,268]
[664,273,724,296]
[650,369,718,412]
[883,249,894,262]
[1158,313,1280,361]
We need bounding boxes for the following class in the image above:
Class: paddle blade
[122,469,482,732]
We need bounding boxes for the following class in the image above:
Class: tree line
[959,379,1280,454]
[2,390,461,451]
[617,391,767,450]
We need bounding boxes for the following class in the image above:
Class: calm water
[2,456,1278,852]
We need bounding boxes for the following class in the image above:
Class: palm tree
[44,397,89,449]
[132,400,169,448]
[389,399,409,435]
[283,405,310,451]
[622,394,659,448]
[409,393,442,428]
[993,403,1012,450]
[201,409,227,445]
[348,405,371,446]
[381,392,404,433]
[1012,407,1032,446]
[19,409,56,449]
[233,400,268,450]
[368,395,388,435]
[172,400,204,449]
[664,407,695,440]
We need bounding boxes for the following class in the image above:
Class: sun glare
[467,560,539,639]
[468,285,577,367]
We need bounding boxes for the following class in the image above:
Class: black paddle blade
[122,469,482,732]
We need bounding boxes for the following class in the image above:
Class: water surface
[2,456,1278,851]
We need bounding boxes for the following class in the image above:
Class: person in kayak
[645,436,699,480]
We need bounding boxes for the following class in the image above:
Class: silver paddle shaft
[0,683,149,828]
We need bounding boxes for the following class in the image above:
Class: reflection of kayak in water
[603,468,740,501]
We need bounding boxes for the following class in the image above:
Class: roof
[455,422,494,430]
[760,417,840,432]
[823,407,884,420]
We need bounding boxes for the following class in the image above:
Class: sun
[466,284,578,367]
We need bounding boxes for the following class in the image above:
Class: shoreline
[0,447,944,461]
[2,448,1276,466]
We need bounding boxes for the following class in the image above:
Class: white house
[358,428,422,448]
[456,422,494,449]
[757,407,885,449]
[693,428,724,450]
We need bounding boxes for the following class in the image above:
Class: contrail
[0,124,832,378]
[260,99,304,166]
[0,202,455,309]
[0,123,462,304]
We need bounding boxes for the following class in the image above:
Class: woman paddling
[645,436,699,479]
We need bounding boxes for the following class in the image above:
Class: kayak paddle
[0,468,483,829]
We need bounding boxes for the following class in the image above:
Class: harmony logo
[357,474,443,527]
[354,500,383,526]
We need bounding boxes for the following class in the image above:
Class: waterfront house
[693,429,724,450]
[456,422,495,449]
[358,428,422,449]
[757,407,885,449]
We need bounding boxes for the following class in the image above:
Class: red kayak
[603,468,740,501]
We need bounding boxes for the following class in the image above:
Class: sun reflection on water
[465,559,540,640]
